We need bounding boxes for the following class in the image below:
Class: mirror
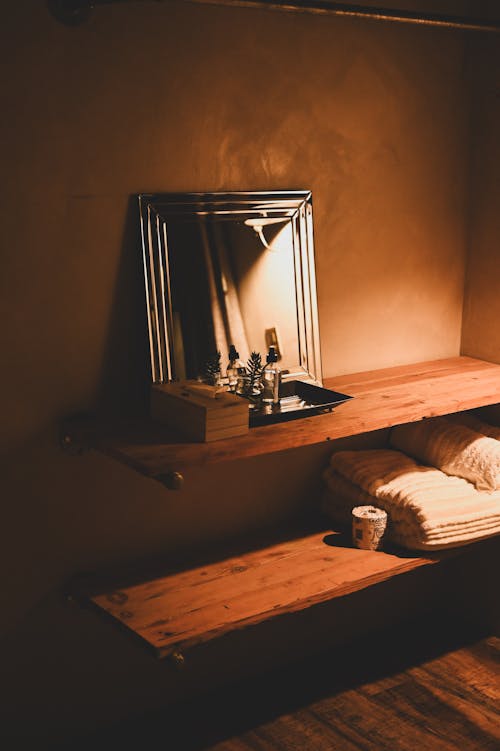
[139,191,322,387]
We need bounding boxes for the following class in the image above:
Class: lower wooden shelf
[76,529,450,659]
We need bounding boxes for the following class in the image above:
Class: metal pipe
[48,0,500,33]
[183,0,500,33]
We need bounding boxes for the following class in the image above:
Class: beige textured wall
[0,0,474,742]
[461,34,500,362]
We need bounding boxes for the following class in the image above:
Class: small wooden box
[151,382,249,442]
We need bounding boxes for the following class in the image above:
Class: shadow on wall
[96,196,151,417]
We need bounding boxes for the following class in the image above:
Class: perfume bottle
[226,344,245,392]
[261,346,281,404]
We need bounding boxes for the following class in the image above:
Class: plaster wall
[0,0,476,742]
[461,34,500,362]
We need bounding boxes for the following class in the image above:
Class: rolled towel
[390,417,500,492]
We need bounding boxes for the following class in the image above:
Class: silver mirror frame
[138,190,322,386]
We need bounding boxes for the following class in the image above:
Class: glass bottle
[261,346,281,404]
[226,344,246,392]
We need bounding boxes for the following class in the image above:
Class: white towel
[390,417,500,492]
[324,449,500,550]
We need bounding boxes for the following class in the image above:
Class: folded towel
[322,469,374,529]
[323,467,500,550]
[390,417,500,492]
[330,448,419,496]
[324,449,500,550]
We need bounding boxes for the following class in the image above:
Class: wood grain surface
[88,530,443,658]
[66,356,500,477]
[208,636,500,751]
[69,630,500,751]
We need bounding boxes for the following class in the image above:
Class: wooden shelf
[65,357,500,479]
[78,528,449,659]
[67,356,500,658]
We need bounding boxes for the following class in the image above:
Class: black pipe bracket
[47,0,500,33]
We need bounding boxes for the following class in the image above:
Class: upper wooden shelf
[65,356,500,479]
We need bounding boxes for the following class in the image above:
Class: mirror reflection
[139,191,322,387]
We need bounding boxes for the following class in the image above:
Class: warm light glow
[244,215,288,249]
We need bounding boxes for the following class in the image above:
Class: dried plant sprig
[242,351,263,398]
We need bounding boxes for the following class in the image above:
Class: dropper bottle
[226,344,245,392]
[261,346,281,404]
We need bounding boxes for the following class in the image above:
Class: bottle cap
[228,344,239,360]
[266,346,278,363]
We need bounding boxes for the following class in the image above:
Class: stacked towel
[390,417,500,492]
[323,446,500,550]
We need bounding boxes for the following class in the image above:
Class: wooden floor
[203,636,500,751]
[71,624,499,750]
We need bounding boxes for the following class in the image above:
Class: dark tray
[248,380,353,427]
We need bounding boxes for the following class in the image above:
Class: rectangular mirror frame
[138,190,322,386]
